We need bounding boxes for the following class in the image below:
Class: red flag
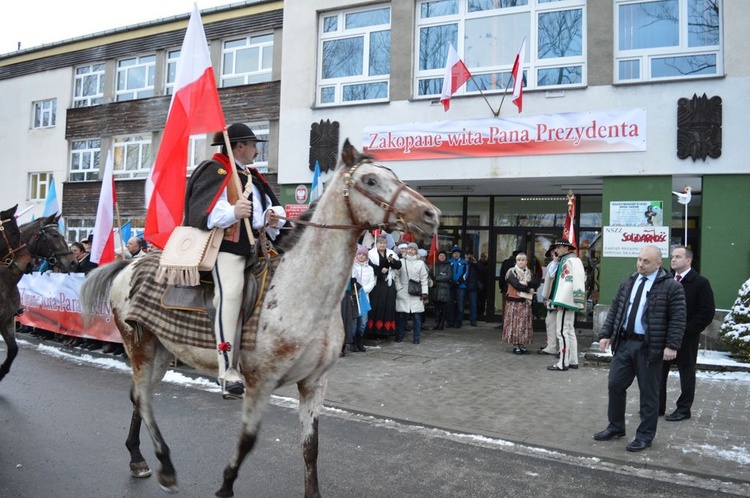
[90,151,116,265]
[440,43,472,111]
[511,36,526,113]
[144,4,226,249]
[427,233,439,266]
[563,193,577,254]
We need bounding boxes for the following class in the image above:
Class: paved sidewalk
[274,323,750,488]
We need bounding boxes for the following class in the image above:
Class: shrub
[718,277,750,362]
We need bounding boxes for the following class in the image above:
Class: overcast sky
[1,0,238,56]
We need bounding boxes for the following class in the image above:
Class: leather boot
[350,340,358,352]
[357,335,366,352]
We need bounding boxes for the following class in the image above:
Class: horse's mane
[274,200,318,253]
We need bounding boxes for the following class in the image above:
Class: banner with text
[17,272,121,341]
[603,226,669,258]
[363,108,646,161]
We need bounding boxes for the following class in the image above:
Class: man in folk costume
[184,123,286,399]
[541,240,586,371]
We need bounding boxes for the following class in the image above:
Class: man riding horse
[184,123,286,399]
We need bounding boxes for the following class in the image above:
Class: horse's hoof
[130,461,152,478]
[158,473,178,493]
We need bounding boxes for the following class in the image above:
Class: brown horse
[80,141,440,497]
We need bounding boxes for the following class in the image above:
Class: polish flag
[511,36,526,113]
[563,193,577,254]
[144,4,226,249]
[90,151,116,265]
[440,43,472,111]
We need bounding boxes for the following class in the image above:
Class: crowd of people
[18,234,152,357]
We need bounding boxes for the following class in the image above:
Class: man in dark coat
[594,245,686,452]
[659,246,715,421]
[184,123,286,399]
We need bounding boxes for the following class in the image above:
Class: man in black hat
[184,123,287,399]
[540,239,586,371]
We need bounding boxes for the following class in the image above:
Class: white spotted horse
[80,140,440,497]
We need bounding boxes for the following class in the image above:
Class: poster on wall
[609,201,663,227]
[603,226,669,258]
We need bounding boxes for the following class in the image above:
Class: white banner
[363,108,647,161]
[603,226,670,258]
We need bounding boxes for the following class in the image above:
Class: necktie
[675,274,682,282]
[625,277,647,334]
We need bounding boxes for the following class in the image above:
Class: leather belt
[621,333,645,342]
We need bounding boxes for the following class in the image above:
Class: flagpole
[465,74,499,117]
[223,130,256,246]
[684,203,688,245]
[114,200,126,256]
[494,75,515,117]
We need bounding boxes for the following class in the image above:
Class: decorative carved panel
[309,120,340,173]
[677,93,722,162]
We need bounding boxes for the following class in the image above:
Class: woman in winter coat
[503,252,540,354]
[350,246,376,352]
[429,251,451,330]
[395,242,429,344]
[367,235,402,338]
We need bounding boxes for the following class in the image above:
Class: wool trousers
[212,251,246,383]
[554,307,578,368]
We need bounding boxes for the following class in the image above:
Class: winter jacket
[600,268,686,360]
[430,261,452,303]
[351,260,376,294]
[548,252,586,310]
[449,257,469,288]
[395,255,429,313]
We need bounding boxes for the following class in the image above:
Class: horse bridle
[28,223,74,269]
[0,217,28,270]
[275,159,416,233]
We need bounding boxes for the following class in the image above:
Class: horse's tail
[80,260,132,316]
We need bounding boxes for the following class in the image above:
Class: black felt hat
[552,239,577,250]
[210,123,267,146]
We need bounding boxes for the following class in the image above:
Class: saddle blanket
[126,251,265,349]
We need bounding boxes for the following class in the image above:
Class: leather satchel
[156,226,224,286]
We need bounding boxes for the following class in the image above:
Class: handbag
[156,226,225,286]
[405,263,422,296]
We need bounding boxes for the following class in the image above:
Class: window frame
[220,34,274,88]
[316,4,392,107]
[69,139,101,182]
[28,172,52,201]
[31,99,57,129]
[115,54,156,101]
[113,134,152,179]
[65,217,96,245]
[73,63,105,107]
[614,0,723,83]
[413,0,586,100]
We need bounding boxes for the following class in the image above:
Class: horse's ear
[341,139,359,168]
[9,204,18,215]
[46,213,60,224]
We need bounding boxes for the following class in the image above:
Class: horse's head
[21,214,78,273]
[0,205,33,273]
[338,140,440,237]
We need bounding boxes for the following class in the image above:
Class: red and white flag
[563,193,577,254]
[440,43,472,111]
[144,4,226,249]
[90,151,116,265]
[511,36,526,113]
[427,232,439,267]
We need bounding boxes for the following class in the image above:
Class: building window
[187,134,208,172]
[69,139,101,182]
[221,34,273,87]
[414,0,585,98]
[165,49,181,95]
[73,63,105,107]
[113,135,152,179]
[31,99,57,128]
[116,54,156,101]
[247,122,270,173]
[317,5,391,106]
[28,172,52,201]
[66,217,96,245]
[615,0,722,82]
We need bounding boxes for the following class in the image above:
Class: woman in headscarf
[367,235,401,338]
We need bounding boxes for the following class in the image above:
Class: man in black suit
[659,246,715,421]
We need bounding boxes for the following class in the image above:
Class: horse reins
[0,217,28,270]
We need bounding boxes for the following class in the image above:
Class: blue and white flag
[42,178,60,217]
[310,161,322,204]
[120,220,132,247]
